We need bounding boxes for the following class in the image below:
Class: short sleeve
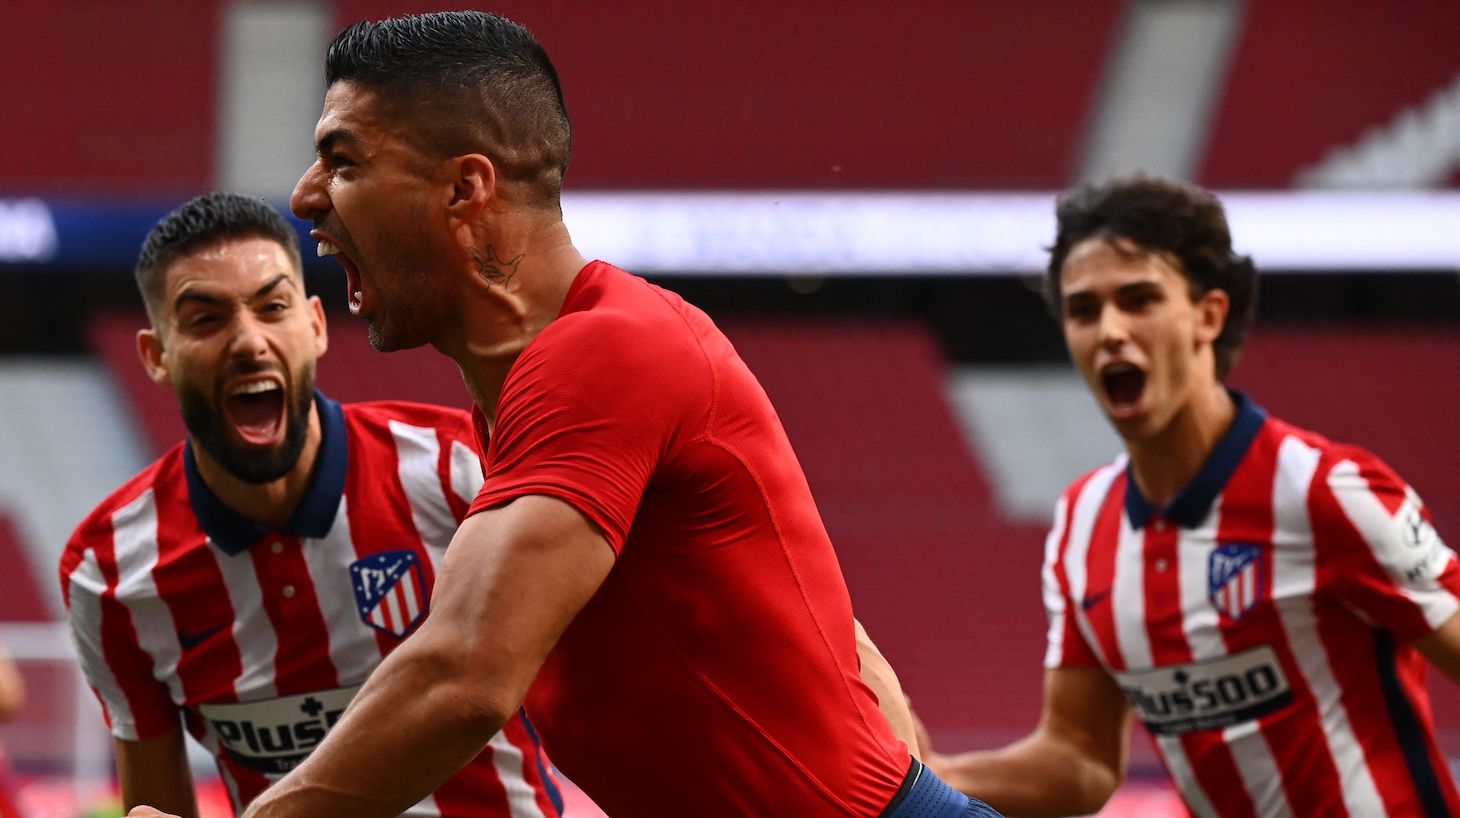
[61,538,177,741]
[1043,493,1101,669]
[1318,449,1460,642]
[469,311,706,553]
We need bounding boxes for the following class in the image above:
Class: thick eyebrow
[251,273,293,300]
[173,290,226,312]
[1114,280,1163,297]
[316,128,363,157]
[172,273,292,313]
[1063,278,1163,304]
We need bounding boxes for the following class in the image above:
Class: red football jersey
[62,397,561,817]
[468,261,910,817]
[1044,394,1460,817]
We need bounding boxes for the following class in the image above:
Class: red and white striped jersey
[61,395,561,818]
[1044,393,1460,818]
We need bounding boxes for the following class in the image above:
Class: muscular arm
[1415,610,1460,681]
[241,495,615,818]
[115,729,199,818]
[926,666,1132,817]
[854,619,919,760]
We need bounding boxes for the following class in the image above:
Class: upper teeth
[230,381,280,397]
[317,240,341,257]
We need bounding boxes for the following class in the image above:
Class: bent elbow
[1071,766,1121,815]
[410,640,520,738]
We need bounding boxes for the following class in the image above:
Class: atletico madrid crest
[350,550,429,637]
[1208,543,1266,621]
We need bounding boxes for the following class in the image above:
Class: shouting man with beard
[130,11,992,818]
[60,192,563,818]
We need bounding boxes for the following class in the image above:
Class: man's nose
[228,312,272,361]
[290,162,327,222]
[1097,304,1129,348]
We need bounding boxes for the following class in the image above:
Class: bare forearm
[244,631,512,817]
[854,620,919,759]
[116,732,200,818]
[929,733,1121,818]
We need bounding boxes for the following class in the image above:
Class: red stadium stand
[334,0,1122,189]
[724,319,1050,736]
[0,2,219,195]
[1200,1,1460,187]
[0,515,52,623]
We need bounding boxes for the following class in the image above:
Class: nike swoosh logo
[1081,588,1112,611]
[177,623,229,650]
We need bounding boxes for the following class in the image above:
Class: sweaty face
[1058,237,1224,442]
[148,238,327,484]
[290,81,453,352]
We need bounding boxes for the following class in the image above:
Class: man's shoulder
[1058,455,1128,504]
[1261,414,1403,487]
[534,295,710,385]
[554,264,704,345]
[66,446,186,554]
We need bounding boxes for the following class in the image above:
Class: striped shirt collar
[1124,390,1268,530]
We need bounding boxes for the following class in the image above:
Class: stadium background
[2,1,1458,815]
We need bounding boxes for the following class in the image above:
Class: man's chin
[1106,406,1157,441]
[219,444,299,484]
[366,320,429,353]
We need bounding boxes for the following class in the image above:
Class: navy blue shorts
[881,761,1003,818]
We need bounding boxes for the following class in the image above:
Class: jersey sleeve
[468,312,705,554]
[60,534,177,742]
[1043,492,1101,669]
[1315,448,1460,642]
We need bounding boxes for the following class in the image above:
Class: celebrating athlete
[62,192,561,817]
[927,176,1460,817]
[131,11,997,818]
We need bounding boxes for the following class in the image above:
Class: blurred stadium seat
[0,516,49,623]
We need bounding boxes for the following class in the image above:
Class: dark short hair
[135,191,302,321]
[1045,176,1258,380]
[325,11,572,208]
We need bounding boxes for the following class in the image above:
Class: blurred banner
[4,191,1459,276]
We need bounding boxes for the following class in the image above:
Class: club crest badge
[350,550,429,637]
[1208,543,1266,621]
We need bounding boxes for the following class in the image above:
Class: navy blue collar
[1124,390,1267,530]
[185,391,348,555]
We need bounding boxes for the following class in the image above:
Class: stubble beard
[365,268,438,352]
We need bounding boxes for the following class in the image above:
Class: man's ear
[447,153,496,229]
[137,327,171,388]
[308,294,328,358]
[1195,288,1231,345]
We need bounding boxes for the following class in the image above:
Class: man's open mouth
[318,238,365,315]
[1101,363,1146,407]
[225,380,285,445]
